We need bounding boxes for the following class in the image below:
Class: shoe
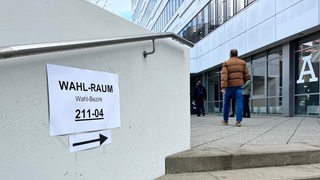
[229,114,234,117]
[222,120,228,125]
[236,122,241,127]
[202,113,205,116]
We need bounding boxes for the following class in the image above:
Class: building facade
[133,0,320,117]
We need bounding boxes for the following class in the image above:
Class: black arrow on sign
[73,134,108,147]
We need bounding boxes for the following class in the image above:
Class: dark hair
[230,49,238,57]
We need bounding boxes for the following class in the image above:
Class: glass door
[295,36,320,116]
[251,53,267,114]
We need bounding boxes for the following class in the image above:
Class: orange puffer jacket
[221,57,249,89]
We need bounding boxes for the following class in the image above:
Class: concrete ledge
[165,143,320,174]
[158,163,320,180]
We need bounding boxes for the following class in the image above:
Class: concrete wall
[0,1,190,179]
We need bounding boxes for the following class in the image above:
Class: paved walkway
[156,115,320,180]
[191,114,320,150]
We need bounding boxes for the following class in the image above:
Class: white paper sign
[47,64,120,136]
[69,130,111,152]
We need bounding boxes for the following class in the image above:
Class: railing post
[143,39,155,58]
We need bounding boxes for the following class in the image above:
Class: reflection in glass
[295,37,319,116]
[177,0,256,43]
[250,48,283,115]
[247,0,255,4]
[267,51,282,97]
[236,0,245,12]
[226,0,234,20]
[151,0,185,32]
[140,0,157,26]
[217,0,223,25]
[252,55,266,96]
[295,39,319,95]
[209,0,217,32]
[295,95,319,115]
[208,70,223,113]
[203,6,209,36]
[268,97,282,114]
[251,99,266,114]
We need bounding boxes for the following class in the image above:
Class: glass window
[244,47,282,115]
[217,0,223,25]
[268,97,282,114]
[267,50,282,97]
[171,1,174,17]
[141,0,158,26]
[295,36,320,115]
[196,12,202,26]
[176,0,256,40]
[174,0,177,10]
[295,95,319,115]
[152,0,185,32]
[252,54,266,96]
[247,0,255,5]
[196,11,204,41]
[187,22,194,42]
[165,6,169,23]
[236,0,245,12]
[252,99,266,114]
[295,39,319,94]
[226,0,234,20]
[246,60,252,74]
[251,54,266,115]
[209,0,217,31]
[267,48,283,114]
[203,5,209,36]
[208,70,223,113]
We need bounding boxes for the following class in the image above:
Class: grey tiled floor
[191,114,320,150]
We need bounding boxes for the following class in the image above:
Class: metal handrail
[0,32,194,59]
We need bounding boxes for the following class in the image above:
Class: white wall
[160,0,320,73]
[0,1,190,179]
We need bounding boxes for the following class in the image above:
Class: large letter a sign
[296,55,318,84]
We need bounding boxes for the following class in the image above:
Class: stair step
[165,144,320,174]
[157,163,320,180]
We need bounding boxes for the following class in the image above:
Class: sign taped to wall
[47,64,120,136]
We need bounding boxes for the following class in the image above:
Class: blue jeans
[223,86,243,122]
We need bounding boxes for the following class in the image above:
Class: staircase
[156,144,320,180]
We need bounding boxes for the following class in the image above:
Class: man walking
[192,80,207,117]
[221,49,249,127]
